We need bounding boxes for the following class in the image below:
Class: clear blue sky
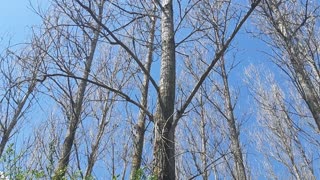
[0,0,43,44]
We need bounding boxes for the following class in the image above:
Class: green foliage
[1,144,156,180]
[132,168,157,180]
[0,143,45,179]
[148,174,157,180]
[70,170,81,180]
[132,168,144,180]
[52,167,67,180]
[53,168,96,180]
[112,174,120,180]
[84,175,95,180]
[46,140,55,177]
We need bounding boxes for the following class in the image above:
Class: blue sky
[0,0,43,44]
[0,1,268,177]
[1,1,319,179]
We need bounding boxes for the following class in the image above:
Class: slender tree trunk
[289,46,320,130]
[130,14,156,180]
[220,56,247,180]
[200,100,208,180]
[0,79,37,157]
[53,15,102,179]
[153,0,176,179]
[261,1,320,131]
[0,51,40,157]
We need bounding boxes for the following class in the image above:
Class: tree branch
[37,73,154,121]
[174,0,262,127]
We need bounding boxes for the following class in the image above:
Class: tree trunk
[220,56,247,180]
[130,14,156,179]
[53,19,101,179]
[0,79,37,157]
[153,0,176,179]
[261,0,320,131]
[289,46,320,130]
[200,94,208,180]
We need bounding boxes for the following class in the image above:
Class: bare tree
[27,112,64,178]
[153,1,261,179]
[130,4,157,179]
[255,0,320,130]
[152,0,176,179]
[0,41,44,157]
[174,0,256,179]
[27,0,106,178]
[0,0,263,179]
[70,1,261,177]
[245,65,319,179]
[52,5,103,178]
[220,55,246,180]
[196,1,247,178]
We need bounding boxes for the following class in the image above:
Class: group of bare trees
[0,0,319,179]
